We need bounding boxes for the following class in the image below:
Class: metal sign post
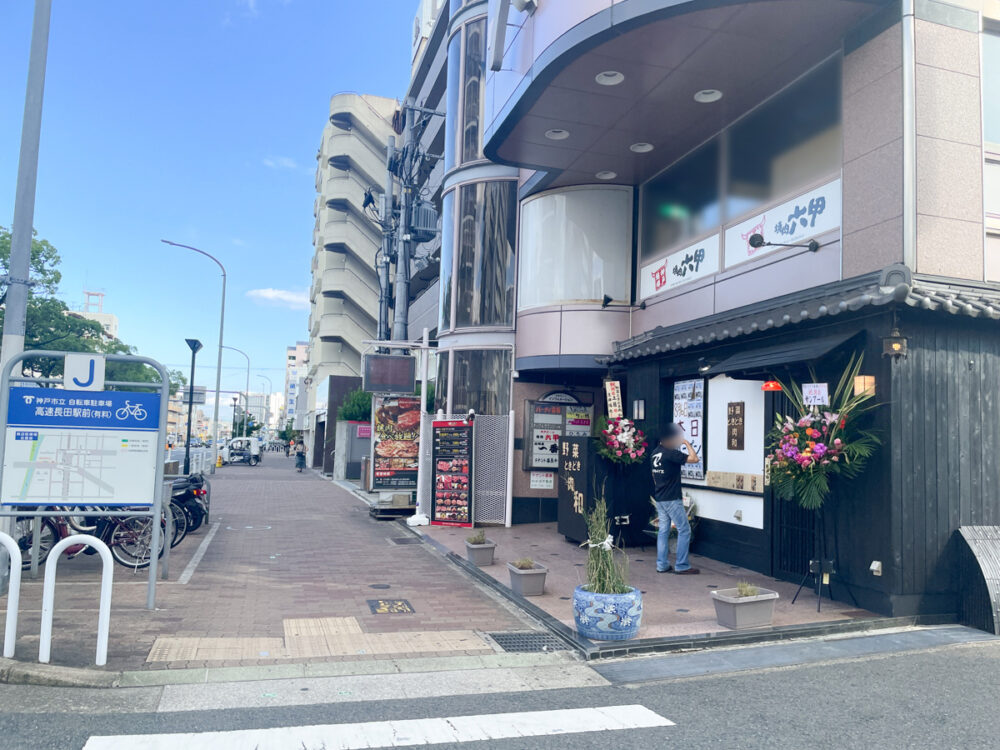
[0,351,170,610]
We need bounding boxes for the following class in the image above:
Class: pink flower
[615,450,622,456]
[629,452,636,458]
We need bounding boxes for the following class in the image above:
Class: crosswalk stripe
[82,704,673,749]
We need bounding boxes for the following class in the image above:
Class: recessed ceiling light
[544,128,570,141]
[694,89,723,103]
[595,70,625,86]
[629,142,654,153]
[596,170,618,180]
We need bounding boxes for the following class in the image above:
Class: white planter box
[711,587,779,629]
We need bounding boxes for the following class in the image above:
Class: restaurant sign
[639,234,720,300]
[724,178,842,268]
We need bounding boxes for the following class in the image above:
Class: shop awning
[704,331,858,377]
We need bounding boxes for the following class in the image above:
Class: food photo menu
[430,420,474,527]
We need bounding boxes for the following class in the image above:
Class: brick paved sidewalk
[0,457,534,671]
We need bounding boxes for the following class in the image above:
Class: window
[451,349,511,415]
[461,19,486,163]
[519,187,632,309]
[454,180,517,327]
[985,31,1000,145]
[444,32,461,172]
[641,141,720,261]
[727,60,841,220]
[438,190,456,331]
[435,352,450,412]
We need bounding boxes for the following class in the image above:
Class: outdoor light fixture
[601,294,613,308]
[632,399,645,421]
[595,70,625,86]
[629,142,654,153]
[596,170,617,180]
[544,128,570,140]
[761,381,783,392]
[883,327,908,359]
[748,233,823,253]
[694,89,723,103]
[853,375,876,397]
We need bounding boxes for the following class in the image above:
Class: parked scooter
[171,473,210,532]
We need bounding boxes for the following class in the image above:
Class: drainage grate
[387,537,423,546]
[488,632,570,653]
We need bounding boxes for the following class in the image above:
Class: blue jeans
[656,499,692,572]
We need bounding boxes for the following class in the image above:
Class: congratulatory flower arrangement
[767,355,880,510]
[595,417,648,465]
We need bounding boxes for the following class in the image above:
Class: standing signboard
[556,436,591,543]
[2,388,161,505]
[371,395,421,490]
[523,396,594,471]
[430,419,473,527]
[673,379,705,480]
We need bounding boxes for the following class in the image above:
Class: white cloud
[262,156,299,170]
[246,288,309,310]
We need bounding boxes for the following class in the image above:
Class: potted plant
[711,581,780,629]
[464,529,496,567]
[572,494,642,641]
[507,557,547,596]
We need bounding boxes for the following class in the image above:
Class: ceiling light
[595,70,625,86]
[629,142,654,153]
[694,89,723,103]
[596,171,617,180]
[544,128,570,141]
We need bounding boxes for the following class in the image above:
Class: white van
[221,437,261,465]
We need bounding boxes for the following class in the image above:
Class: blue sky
[0,0,416,416]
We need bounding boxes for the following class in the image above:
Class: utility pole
[2,0,52,369]
[378,135,395,342]
[392,103,414,343]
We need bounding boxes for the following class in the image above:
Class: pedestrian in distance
[294,440,306,472]
[650,422,700,575]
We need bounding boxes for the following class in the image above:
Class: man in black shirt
[651,423,700,574]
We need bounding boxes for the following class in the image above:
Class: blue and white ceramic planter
[572,585,643,641]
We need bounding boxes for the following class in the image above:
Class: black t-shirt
[651,445,688,502]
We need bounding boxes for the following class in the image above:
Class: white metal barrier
[39,534,113,666]
[0,532,21,658]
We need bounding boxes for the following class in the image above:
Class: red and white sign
[604,381,623,420]
[640,234,720,299]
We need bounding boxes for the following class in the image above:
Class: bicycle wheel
[169,502,188,548]
[66,507,101,533]
[109,516,165,569]
[13,516,58,570]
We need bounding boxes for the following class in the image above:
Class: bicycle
[115,401,148,421]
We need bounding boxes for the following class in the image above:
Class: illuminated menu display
[430,420,473,527]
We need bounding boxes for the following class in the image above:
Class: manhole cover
[367,599,415,614]
[488,632,569,653]
[387,537,423,546]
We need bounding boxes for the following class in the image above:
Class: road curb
[0,658,121,688]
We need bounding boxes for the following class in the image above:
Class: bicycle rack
[0,531,21,658]
[39,534,113,666]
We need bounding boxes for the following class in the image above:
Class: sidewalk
[0,457,537,671]
[420,521,873,640]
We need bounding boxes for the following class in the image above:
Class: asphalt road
[2,637,998,749]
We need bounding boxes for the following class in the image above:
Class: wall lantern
[761,381,783,392]
[853,375,876,397]
[632,399,646,421]
[882,327,908,359]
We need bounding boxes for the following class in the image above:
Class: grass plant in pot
[711,580,780,629]
[507,557,547,597]
[464,529,496,567]
[572,494,642,641]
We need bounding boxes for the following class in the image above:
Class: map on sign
[1,387,161,507]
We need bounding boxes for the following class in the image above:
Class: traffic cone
[216,455,223,468]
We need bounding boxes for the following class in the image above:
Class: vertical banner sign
[727,401,745,450]
[556,436,591,543]
[431,420,473,527]
[604,381,623,420]
[371,395,421,490]
[2,388,161,506]
[672,379,705,480]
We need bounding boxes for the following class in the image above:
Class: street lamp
[231,396,238,439]
[258,375,272,442]
[183,338,203,474]
[221,345,250,438]
[162,240,226,474]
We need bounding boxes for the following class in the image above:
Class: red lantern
[761,381,783,392]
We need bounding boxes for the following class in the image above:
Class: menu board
[431,420,474,527]
[371,395,421,490]
[673,379,705,480]
[524,400,594,470]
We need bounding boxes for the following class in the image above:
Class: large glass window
[435,351,450,412]
[519,187,632,309]
[451,349,511,415]
[444,31,461,173]
[641,141,720,261]
[985,31,1000,145]
[438,191,456,331]
[461,19,486,163]
[454,180,517,327]
[727,61,841,220]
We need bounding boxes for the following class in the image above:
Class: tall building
[282,342,308,428]
[386,0,1000,620]
[75,290,119,340]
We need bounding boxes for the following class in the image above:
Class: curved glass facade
[436,349,511,415]
[519,187,632,310]
[438,191,456,331]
